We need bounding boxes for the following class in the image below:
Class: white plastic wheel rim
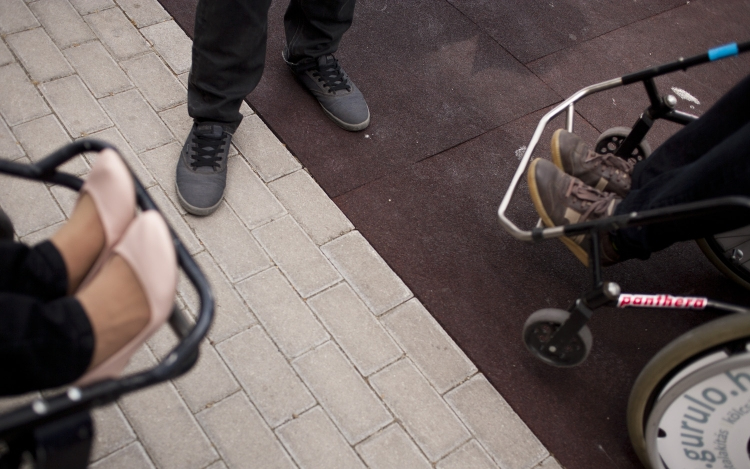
[646,352,750,469]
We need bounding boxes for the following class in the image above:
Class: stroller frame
[0,140,214,469]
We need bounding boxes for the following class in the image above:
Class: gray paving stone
[204,462,228,469]
[307,283,401,376]
[369,359,470,462]
[89,442,155,469]
[68,0,113,15]
[217,327,316,428]
[382,298,476,394]
[14,114,89,176]
[6,28,73,83]
[437,440,499,469]
[178,251,257,344]
[146,184,202,255]
[356,424,432,469]
[140,21,192,74]
[276,407,366,469]
[236,268,329,359]
[119,347,219,469]
[150,327,240,413]
[534,456,564,469]
[64,41,132,98]
[240,101,254,116]
[225,156,286,230]
[253,216,341,298]
[84,126,155,187]
[186,202,271,282]
[269,169,353,245]
[41,75,112,137]
[29,0,96,49]
[322,231,412,316]
[85,7,150,60]
[197,392,296,469]
[117,0,170,28]
[233,114,301,182]
[90,404,136,462]
[19,221,64,246]
[158,103,191,140]
[0,63,50,126]
[50,183,81,218]
[294,342,392,444]
[445,375,548,469]
[137,142,184,210]
[0,40,13,67]
[0,158,64,236]
[0,0,39,35]
[177,71,189,88]
[121,53,185,111]
[99,89,172,152]
[0,117,25,160]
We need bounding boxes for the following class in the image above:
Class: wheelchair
[497,41,750,469]
[0,141,214,469]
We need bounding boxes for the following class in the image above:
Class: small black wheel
[595,126,652,162]
[522,308,593,367]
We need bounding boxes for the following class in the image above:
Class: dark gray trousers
[187,0,356,129]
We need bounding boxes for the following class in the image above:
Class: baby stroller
[0,141,214,469]
[497,42,750,469]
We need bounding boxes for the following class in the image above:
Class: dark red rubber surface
[157,0,750,467]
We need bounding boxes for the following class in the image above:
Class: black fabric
[187,0,355,126]
[0,241,94,395]
[613,74,750,258]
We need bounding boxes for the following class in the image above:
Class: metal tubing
[497,77,623,241]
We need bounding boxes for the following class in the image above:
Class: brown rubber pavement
[157,0,750,467]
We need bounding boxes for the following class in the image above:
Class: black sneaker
[285,52,370,131]
[175,122,232,216]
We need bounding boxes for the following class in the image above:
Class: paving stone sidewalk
[0,0,563,467]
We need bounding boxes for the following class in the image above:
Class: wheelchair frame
[497,40,750,469]
[0,140,214,469]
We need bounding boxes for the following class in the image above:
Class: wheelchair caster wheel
[522,308,592,367]
[595,126,652,161]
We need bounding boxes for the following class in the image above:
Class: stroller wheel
[522,308,592,367]
[595,126,652,162]
[627,313,750,469]
[697,229,750,290]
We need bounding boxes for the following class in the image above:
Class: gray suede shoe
[285,53,370,131]
[176,123,232,216]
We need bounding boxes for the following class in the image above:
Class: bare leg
[50,194,105,294]
[75,255,149,369]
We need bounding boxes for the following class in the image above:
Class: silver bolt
[731,248,744,264]
[32,400,48,415]
[665,95,677,107]
[548,346,557,353]
[67,387,82,401]
[605,282,621,299]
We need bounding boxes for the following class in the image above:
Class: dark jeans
[0,241,94,396]
[188,0,356,128]
[613,74,750,259]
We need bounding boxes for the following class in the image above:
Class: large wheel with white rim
[627,313,750,468]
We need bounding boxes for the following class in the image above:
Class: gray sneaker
[285,53,370,131]
[176,122,232,216]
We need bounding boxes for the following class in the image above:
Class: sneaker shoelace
[300,56,351,93]
[584,151,635,175]
[566,178,617,222]
[190,132,227,171]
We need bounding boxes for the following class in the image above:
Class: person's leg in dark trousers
[0,241,94,395]
[283,0,355,63]
[188,0,273,129]
[614,110,750,258]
